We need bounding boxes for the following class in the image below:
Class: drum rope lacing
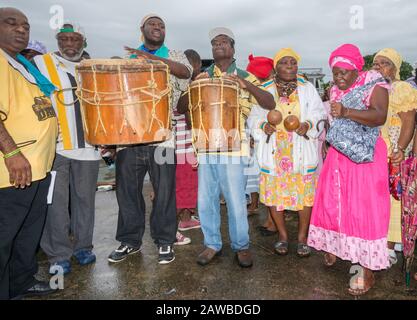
[75,62,172,138]
[188,78,241,155]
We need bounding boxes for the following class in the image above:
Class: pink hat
[329,44,365,71]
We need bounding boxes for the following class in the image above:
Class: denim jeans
[198,155,249,252]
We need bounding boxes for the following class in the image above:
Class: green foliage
[400,61,414,81]
[363,53,376,71]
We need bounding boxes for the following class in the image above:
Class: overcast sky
[3,0,417,79]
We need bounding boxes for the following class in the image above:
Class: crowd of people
[1,7,417,299]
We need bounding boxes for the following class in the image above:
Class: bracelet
[3,148,21,159]
[305,120,313,130]
[260,121,268,130]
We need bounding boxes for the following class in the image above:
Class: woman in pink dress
[307,44,391,296]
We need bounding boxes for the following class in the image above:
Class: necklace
[274,77,297,98]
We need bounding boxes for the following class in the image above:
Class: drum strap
[43,54,73,149]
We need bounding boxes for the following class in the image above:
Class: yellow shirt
[381,81,417,154]
[0,50,58,188]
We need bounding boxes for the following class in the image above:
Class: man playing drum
[190,28,275,268]
[108,14,192,265]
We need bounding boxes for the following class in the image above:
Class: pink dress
[316,101,331,175]
[307,71,391,270]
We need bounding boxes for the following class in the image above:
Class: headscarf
[374,48,402,80]
[273,48,301,68]
[56,22,85,39]
[26,40,47,55]
[246,54,274,79]
[329,44,364,71]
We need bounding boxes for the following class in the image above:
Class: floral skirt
[259,172,316,211]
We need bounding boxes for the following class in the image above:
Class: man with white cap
[193,27,275,268]
[34,22,101,275]
[108,14,192,265]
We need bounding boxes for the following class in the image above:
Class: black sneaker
[108,244,141,263]
[158,245,175,264]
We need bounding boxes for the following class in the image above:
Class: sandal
[274,241,289,255]
[348,272,375,296]
[296,243,311,258]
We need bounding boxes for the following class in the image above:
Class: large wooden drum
[188,78,241,152]
[76,59,171,145]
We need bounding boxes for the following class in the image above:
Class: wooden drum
[76,59,171,145]
[188,78,241,152]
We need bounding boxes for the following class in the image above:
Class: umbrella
[401,156,417,288]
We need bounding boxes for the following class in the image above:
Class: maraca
[266,110,283,143]
[283,115,300,132]
[283,115,309,140]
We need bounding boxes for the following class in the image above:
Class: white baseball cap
[209,27,235,41]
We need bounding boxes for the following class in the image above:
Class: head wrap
[374,48,402,80]
[56,22,85,39]
[209,27,235,41]
[26,40,47,55]
[246,54,274,79]
[273,48,301,68]
[329,44,364,71]
[140,14,164,28]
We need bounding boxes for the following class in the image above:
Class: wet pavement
[32,163,417,300]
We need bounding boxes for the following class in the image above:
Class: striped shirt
[34,53,100,160]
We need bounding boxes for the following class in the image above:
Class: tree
[363,53,376,71]
[363,53,414,80]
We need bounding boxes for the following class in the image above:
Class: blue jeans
[198,155,249,252]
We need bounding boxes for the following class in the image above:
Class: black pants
[0,174,51,300]
[115,146,176,248]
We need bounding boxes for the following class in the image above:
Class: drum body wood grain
[189,78,241,152]
[76,59,171,145]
